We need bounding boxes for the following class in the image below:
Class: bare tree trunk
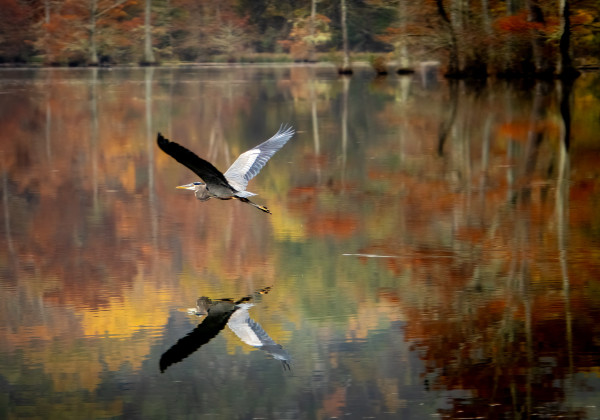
[143,0,156,64]
[308,0,317,62]
[88,0,136,65]
[396,0,412,72]
[309,68,322,182]
[339,0,352,74]
[43,0,51,62]
[45,0,50,23]
[527,0,553,76]
[480,0,492,73]
[89,0,99,65]
[558,0,580,79]
[500,0,518,76]
[435,0,460,77]
[480,0,491,33]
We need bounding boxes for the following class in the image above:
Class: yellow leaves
[319,387,346,419]
[114,160,137,193]
[345,298,402,341]
[279,13,332,59]
[572,9,595,28]
[586,366,600,378]
[271,209,306,242]
[378,378,402,413]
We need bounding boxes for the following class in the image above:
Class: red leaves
[495,10,559,36]
[496,11,540,34]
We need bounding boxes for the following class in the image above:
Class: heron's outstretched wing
[224,125,294,192]
[159,301,237,373]
[227,304,292,369]
[157,133,231,187]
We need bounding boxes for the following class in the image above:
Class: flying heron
[157,125,295,214]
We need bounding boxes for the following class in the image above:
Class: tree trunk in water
[339,0,352,74]
[143,0,156,65]
[435,0,460,77]
[500,0,516,76]
[475,0,492,77]
[527,0,553,76]
[559,78,574,151]
[396,0,411,72]
[558,0,580,79]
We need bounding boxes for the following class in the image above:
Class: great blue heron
[157,125,295,214]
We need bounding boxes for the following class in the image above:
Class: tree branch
[95,0,132,19]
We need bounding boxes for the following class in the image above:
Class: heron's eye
[193,182,201,185]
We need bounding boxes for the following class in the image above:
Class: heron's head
[177,181,211,201]
[176,181,204,191]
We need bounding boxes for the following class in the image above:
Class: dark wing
[157,132,231,187]
[159,302,237,373]
[223,125,294,192]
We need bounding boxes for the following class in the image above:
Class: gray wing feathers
[224,124,294,192]
[227,305,277,347]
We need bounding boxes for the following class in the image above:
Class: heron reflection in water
[159,287,291,373]
[157,125,295,214]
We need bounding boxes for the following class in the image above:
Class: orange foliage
[319,387,346,419]
[495,11,543,34]
[278,14,331,60]
[498,120,560,142]
[308,212,358,239]
[495,10,559,36]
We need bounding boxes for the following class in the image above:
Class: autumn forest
[1,0,600,77]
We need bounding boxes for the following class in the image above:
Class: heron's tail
[237,197,271,214]
[235,190,257,198]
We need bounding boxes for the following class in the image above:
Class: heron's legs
[237,197,272,214]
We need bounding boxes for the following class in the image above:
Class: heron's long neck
[194,185,212,201]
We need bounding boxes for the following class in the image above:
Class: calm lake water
[1,65,600,419]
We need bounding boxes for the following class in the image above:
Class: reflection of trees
[341,75,349,178]
[437,80,458,157]
[0,68,283,409]
[1,68,599,419]
[145,66,158,244]
[358,77,600,418]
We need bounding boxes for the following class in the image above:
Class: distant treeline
[1,0,598,77]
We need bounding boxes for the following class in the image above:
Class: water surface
[1,65,600,419]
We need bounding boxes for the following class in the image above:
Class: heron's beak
[176,183,197,190]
